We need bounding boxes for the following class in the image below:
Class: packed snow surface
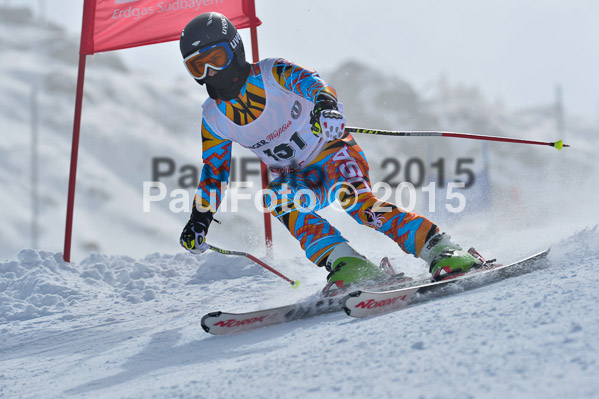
[1,228,599,398]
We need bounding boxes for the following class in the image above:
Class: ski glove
[180,206,213,254]
[310,97,346,141]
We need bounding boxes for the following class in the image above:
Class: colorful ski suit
[197,58,438,266]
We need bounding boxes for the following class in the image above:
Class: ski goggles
[183,42,234,81]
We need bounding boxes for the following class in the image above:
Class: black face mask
[202,61,251,101]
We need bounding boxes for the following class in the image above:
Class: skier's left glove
[310,96,346,141]
[180,205,213,254]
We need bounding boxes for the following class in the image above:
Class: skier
[178,12,483,287]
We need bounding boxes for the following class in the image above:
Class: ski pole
[208,244,300,288]
[345,127,570,150]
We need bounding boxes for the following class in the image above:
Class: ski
[343,249,550,318]
[200,296,344,335]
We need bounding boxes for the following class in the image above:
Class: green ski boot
[323,243,386,293]
[420,233,484,281]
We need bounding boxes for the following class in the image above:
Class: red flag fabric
[80,0,260,54]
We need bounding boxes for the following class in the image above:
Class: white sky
[15,0,599,120]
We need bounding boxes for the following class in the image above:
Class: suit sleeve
[195,118,232,212]
[271,59,338,103]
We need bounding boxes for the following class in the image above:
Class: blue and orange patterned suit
[197,59,439,267]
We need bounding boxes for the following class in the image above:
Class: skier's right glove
[180,205,213,254]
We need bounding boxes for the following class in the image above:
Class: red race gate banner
[80,0,261,54]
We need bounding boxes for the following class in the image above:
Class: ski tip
[291,280,301,289]
[200,311,222,333]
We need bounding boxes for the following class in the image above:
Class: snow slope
[0,6,210,260]
[2,5,599,399]
[1,228,598,398]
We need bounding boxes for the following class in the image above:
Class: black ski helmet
[180,12,250,100]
